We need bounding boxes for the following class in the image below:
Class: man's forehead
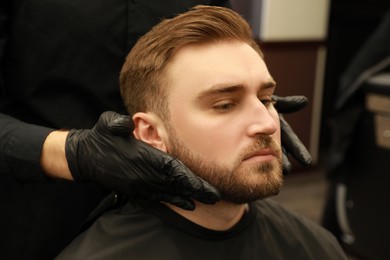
[167,41,271,94]
[169,41,261,69]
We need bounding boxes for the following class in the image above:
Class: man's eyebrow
[196,84,245,100]
[262,79,277,90]
[197,79,277,100]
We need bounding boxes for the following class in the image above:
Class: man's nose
[246,100,278,137]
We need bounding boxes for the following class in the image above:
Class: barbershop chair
[335,73,390,259]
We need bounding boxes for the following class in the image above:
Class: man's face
[163,41,283,204]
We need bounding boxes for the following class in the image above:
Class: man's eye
[213,102,236,111]
[260,99,276,107]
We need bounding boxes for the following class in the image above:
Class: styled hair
[120,5,263,120]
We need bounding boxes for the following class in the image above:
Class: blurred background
[231,0,390,259]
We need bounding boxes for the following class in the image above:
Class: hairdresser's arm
[0,113,54,181]
[40,130,72,180]
[0,111,219,210]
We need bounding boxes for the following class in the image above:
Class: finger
[273,95,308,113]
[282,152,292,175]
[137,141,221,204]
[280,115,312,166]
[95,111,119,133]
[159,194,196,211]
[98,111,134,136]
[167,158,221,204]
[188,180,220,205]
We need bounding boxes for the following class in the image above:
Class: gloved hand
[65,111,220,210]
[273,95,312,173]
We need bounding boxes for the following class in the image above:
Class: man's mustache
[239,135,281,162]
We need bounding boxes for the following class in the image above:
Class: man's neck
[164,200,248,231]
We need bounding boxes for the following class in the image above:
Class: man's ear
[133,112,167,152]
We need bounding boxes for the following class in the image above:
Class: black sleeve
[0,113,54,182]
[0,3,54,182]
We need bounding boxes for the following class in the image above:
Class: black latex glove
[65,111,220,210]
[273,95,312,173]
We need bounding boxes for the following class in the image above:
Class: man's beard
[166,128,283,204]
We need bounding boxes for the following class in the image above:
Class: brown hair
[120,5,263,120]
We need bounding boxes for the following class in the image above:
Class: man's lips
[242,149,277,162]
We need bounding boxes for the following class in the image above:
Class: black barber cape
[57,199,347,260]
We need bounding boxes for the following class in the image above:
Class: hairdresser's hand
[65,111,220,210]
[273,95,312,173]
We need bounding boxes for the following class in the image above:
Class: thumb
[273,95,308,113]
[97,111,134,136]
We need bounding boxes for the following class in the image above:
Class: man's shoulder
[253,198,329,235]
[56,200,164,259]
[252,199,347,259]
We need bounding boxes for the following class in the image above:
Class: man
[57,6,344,259]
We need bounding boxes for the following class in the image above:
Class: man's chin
[219,184,282,204]
[216,165,283,204]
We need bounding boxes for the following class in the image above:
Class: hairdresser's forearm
[40,130,74,180]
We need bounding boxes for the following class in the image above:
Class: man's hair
[120,5,263,120]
